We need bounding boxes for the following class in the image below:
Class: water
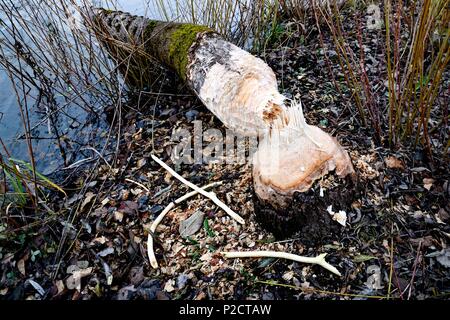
[0,0,246,174]
[0,0,159,174]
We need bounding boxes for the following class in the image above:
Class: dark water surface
[0,0,240,174]
[0,1,162,174]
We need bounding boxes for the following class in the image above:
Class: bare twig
[147,181,222,268]
[407,241,422,300]
[150,154,245,224]
[257,280,388,299]
[387,230,395,299]
[221,251,342,276]
[125,178,150,193]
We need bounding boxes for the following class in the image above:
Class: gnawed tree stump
[87,9,358,241]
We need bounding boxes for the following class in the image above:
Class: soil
[254,175,359,243]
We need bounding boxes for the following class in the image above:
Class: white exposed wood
[147,181,222,268]
[253,103,355,207]
[187,35,355,207]
[151,154,245,224]
[188,35,288,136]
[222,250,341,276]
[125,178,150,193]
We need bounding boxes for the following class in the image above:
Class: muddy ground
[1,7,449,300]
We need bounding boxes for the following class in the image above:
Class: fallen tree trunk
[87,9,358,240]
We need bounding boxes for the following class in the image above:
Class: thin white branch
[147,181,222,269]
[173,181,222,204]
[150,202,175,235]
[125,178,150,193]
[82,146,112,169]
[221,251,342,276]
[151,154,245,224]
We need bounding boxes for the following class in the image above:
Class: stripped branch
[147,181,222,268]
[125,178,150,193]
[221,251,342,276]
[151,154,245,224]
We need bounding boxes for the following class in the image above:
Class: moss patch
[102,9,114,15]
[168,24,212,79]
[143,20,158,39]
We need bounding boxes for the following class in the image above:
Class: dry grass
[285,0,449,157]
[0,1,129,262]
[150,0,282,50]
[384,0,450,155]
[0,0,126,206]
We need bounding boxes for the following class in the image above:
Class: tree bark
[88,9,358,241]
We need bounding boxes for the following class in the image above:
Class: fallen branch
[151,154,245,225]
[221,251,342,276]
[147,181,221,268]
[125,178,150,193]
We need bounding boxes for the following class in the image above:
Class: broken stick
[221,251,341,276]
[147,180,223,268]
[151,154,245,224]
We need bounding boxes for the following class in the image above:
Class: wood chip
[385,156,404,170]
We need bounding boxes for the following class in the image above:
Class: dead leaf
[200,252,212,262]
[179,210,205,238]
[156,291,170,300]
[136,158,147,169]
[438,208,449,222]
[17,259,26,276]
[55,280,65,294]
[327,205,347,226]
[66,265,80,274]
[194,291,206,300]
[119,201,139,215]
[117,285,136,300]
[66,276,78,291]
[282,271,294,281]
[121,190,130,201]
[114,211,124,222]
[92,207,107,217]
[410,236,434,248]
[77,261,89,269]
[98,258,113,286]
[28,279,45,296]
[81,192,96,211]
[164,172,172,184]
[129,266,144,286]
[66,194,83,206]
[91,236,108,245]
[385,156,404,170]
[353,255,377,263]
[434,249,450,269]
[97,247,114,257]
[66,267,93,291]
[423,178,434,191]
[365,265,383,290]
[163,280,175,293]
